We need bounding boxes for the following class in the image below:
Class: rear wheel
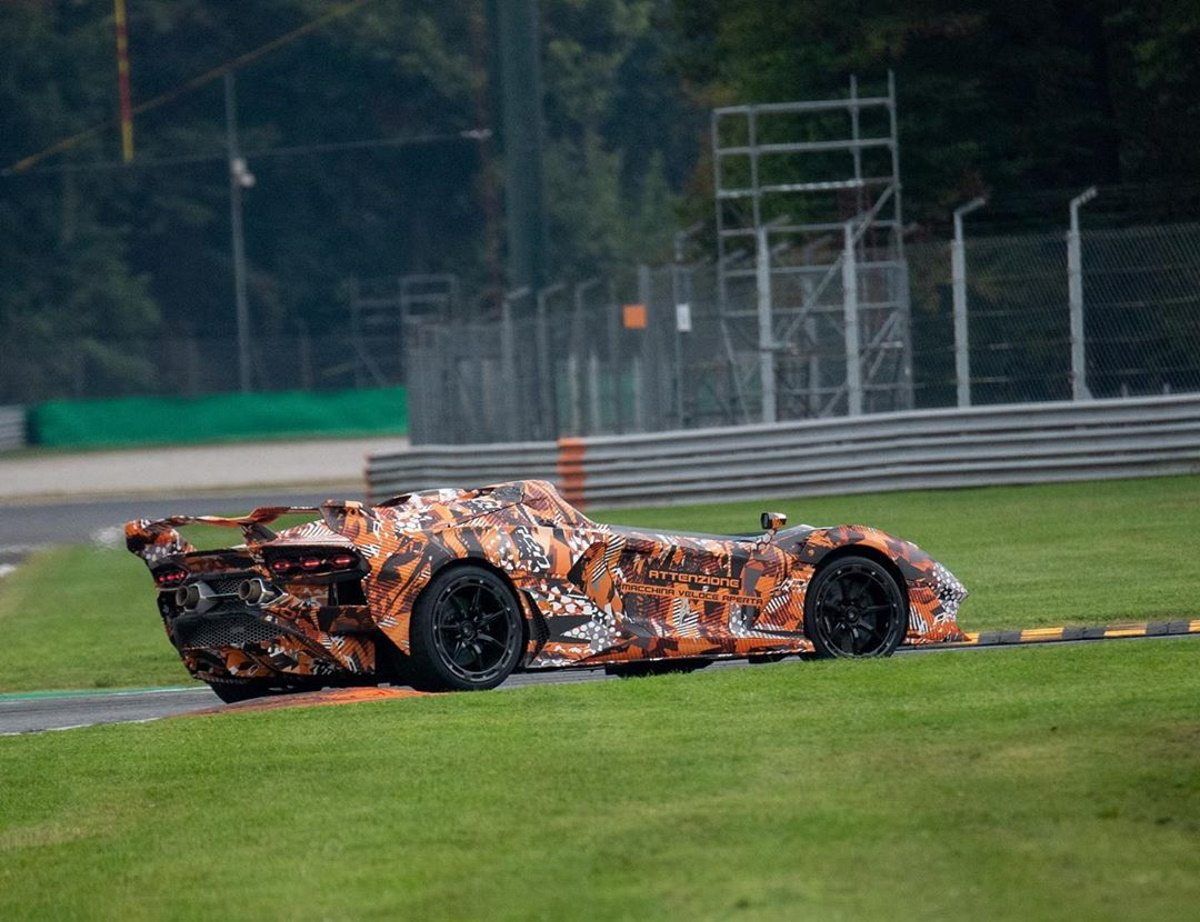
[408,565,524,691]
[805,555,907,658]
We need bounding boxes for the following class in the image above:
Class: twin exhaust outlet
[174,578,274,612]
[236,578,271,605]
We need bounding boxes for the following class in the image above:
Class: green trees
[669,0,1200,223]
[0,5,157,401]
[1,1,1197,402]
[0,0,696,402]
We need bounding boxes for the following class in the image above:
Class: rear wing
[124,502,375,566]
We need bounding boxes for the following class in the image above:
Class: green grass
[607,475,1200,629]
[1,640,1199,920]
[0,475,1197,693]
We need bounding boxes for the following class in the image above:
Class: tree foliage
[1,1,1197,401]
[670,0,1200,222]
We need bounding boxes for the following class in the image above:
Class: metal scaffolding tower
[348,273,460,386]
[712,72,913,421]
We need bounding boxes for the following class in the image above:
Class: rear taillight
[154,566,188,588]
[263,548,362,578]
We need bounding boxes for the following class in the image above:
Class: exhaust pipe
[238,578,270,605]
[174,582,214,612]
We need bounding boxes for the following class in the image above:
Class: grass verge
[0,475,1197,693]
[1,640,1198,920]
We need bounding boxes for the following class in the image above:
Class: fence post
[630,355,644,431]
[669,262,688,428]
[606,280,624,433]
[570,278,601,436]
[952,197,986,407]
[1068,187,1097,401]
[587,352,601,433]
[842,221,863,416]
[635,264,653,431]
[755,226,777,423]
[566,353,580,435]
[535,283,565,439]
[501,286,528,439]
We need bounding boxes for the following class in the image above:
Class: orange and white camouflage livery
[126,480,967,696]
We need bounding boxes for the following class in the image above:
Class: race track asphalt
[0,666,623,736]
[0,491,347,548]
[3,633,1196,737]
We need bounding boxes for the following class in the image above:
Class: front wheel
[804,555,907,658]
[408,565,524,691]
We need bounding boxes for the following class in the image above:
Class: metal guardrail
[366,394,1200,507]
[367,440,558,501]
[0,406,25,453]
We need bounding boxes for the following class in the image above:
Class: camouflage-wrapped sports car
[125,479,968,701]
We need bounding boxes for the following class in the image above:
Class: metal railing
[367,440,558,500]
[406,217,1200,445]
[367,393,1200,507]
[910,217,1200,408]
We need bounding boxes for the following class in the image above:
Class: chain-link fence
[0,328,410,403]
[909,233,1074,406]
[908,221,1200,407]
[406,264,747,444]
[8,212,1198,439]
[1084,224,1200,397]
[408,218,1200,444]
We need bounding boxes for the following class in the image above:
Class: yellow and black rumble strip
[945,619,1200,648]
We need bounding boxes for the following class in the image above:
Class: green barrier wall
[30,387,407,449]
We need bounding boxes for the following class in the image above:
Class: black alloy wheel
[408,565,524,691]
[804,555,907,658]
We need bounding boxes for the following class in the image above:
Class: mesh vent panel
[206,575,250,597]
[176,611,284,649]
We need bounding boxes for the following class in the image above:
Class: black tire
[408,564,524,691]
[804,555,908,658]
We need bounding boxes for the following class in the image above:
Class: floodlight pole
[224,71,253,393]
[951,196,986,407]
[1068,186,1098,401]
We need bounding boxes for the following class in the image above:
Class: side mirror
[760,511,787,533]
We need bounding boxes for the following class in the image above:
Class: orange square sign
[622,303,647,330]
